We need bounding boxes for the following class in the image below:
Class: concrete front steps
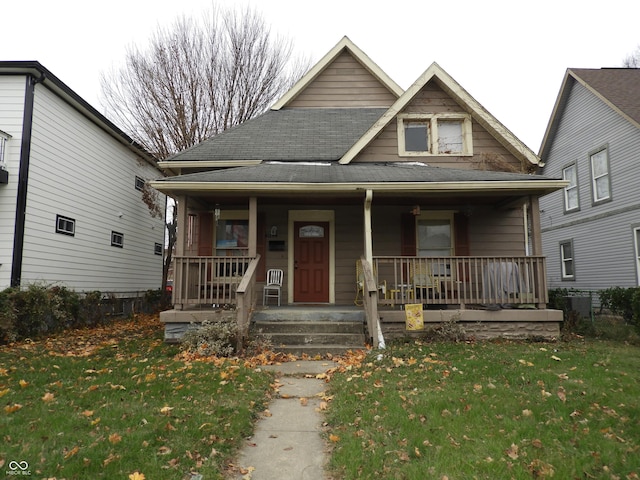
[251,307,366,356]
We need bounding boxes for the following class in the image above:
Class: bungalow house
[0,61,166,296]
[539,68,640,298]
[151,37,566,348]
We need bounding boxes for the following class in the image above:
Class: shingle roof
[158,162,556,184]
[570,68,640,126]
[166,108,387,162]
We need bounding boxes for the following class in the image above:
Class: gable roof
[271,36,403,110]
[163,108,386,164]
[339,62,541,166]
[539,68,640,159]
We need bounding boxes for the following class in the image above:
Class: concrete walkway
[230,360,337,480]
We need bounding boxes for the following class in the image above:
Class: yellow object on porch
[405,303,424,331]
[355,259,386,306]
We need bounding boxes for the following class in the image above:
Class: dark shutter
[198,212,213,256]
[400,213,416,256]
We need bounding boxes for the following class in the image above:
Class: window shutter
[454,213,470,255]
[454,213,470,281]
[198,212,213,256]
[400,213,416,256]
[256,213,266,279]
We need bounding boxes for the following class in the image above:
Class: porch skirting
[378,308,562,341]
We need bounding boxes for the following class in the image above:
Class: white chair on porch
[263,269,283,306]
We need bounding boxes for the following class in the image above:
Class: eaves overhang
[149,179,568,196]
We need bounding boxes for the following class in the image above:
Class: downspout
[11,73,44,287]
[364,189,385,349]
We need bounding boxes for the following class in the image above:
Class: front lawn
[0,315,274,479]
[325,340,640,479]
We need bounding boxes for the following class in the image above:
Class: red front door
[294,221,329,303]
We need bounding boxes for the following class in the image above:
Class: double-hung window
[590,146,611,204]
[562,163,579,212]
[56,215,75,236]
[560,240,575,280]
[398,114,472,156]
[111,231,124,248]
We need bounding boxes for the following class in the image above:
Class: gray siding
[15,83,166,292]
[540,80,640,290]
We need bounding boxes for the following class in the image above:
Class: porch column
[529,195,543,255]
[174,195,188,310]
[248,197,257,257]
[363,189,373,263]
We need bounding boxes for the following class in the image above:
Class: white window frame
[562,162,579,212]
[397,113,473,157]
[55,214,75,236]
[111,231,124,248]
[560,240,575,281]
[589,146,611,204]
[0,130,10,169]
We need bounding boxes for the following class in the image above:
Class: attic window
[398,113,472,156]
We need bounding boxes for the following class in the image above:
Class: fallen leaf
[557,388,567,403]
[0,388,9,398]
[551,355,562,361]
[160,406,174,415]
[103,453,120,466]
[522,409,533,417]
[300,397,308,406]
[157,446,172,455]
[19,380,29,388]
[81,410,94,417]
[505,443,519,460]
[4,403,22,413]
[317,401,328,411]
[64,445,80,459]
[42,392,55,402]
[329,434,340,443]
[129,472,146,480]
[109,433,122,444]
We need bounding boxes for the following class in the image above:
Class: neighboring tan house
[539,68,640,296]
[0,61,166,294]
[151,37,566,346]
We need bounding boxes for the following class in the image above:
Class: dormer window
[398,113,472,156]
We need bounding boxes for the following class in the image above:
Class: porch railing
[373,256,548,308]
[172,256,254,308]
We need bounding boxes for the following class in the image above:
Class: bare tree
[622,44,640,68]
[100,4,309,291]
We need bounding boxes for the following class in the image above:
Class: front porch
[160,255,562,346]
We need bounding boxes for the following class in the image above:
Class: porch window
[590,146,611,204]
[562,163,579,212]
[417,213,454,276]
[398,114,472,156]
[560,240,574,280]
[216,219,248,255]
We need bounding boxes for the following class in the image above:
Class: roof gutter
[149,179,568,195]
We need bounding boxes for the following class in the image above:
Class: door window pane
[417,219,452,256]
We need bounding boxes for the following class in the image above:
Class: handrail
[236,254,261,351]
[360,257,383,348]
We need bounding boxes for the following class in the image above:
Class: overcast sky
[2,0,638,152]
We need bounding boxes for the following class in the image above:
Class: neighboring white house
[539,68,640,293]
[0,61,166,294]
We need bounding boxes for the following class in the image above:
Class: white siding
[0,76,26,289]
[18,84,165,293]
[540,80,640,290]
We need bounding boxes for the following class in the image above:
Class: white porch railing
[373,256,548,308]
